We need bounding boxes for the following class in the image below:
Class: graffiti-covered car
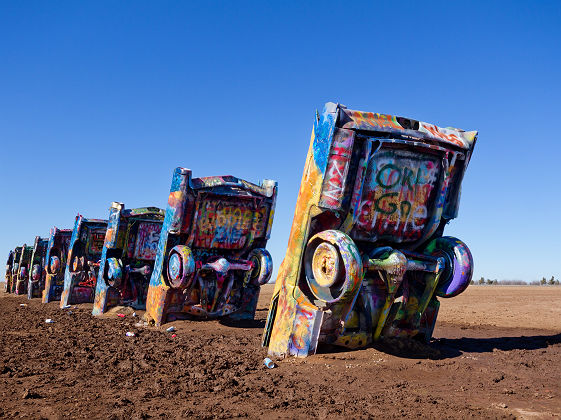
[27,236,49,299]
[145,167,277,326]
[92,203,165,315]
[263,102,477,358]
[60,216,108,307]
[5,250,14,293]
[42,228,73,303]
[14,245,33,295]
[8,247,23,293]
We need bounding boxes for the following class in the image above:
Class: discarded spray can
[263,357,276,369]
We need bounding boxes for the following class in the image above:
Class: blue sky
[1,1,560,282]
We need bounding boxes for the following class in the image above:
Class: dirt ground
[0,284,559,419]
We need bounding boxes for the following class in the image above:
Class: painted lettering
[374,192,399,214]
[356,150,440,241]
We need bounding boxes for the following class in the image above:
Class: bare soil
[0,284,560,419]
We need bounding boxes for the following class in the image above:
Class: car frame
[27,236,49,299]
[42,228,73,303]
[263,102,477,358]
[92,203,165,315]
[14,245,33,295]
[5,250,14,293]
[145,167,277,326]
[60,216,108,307]
[8,247,23,293]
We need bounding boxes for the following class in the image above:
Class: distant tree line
[470,276,559,285]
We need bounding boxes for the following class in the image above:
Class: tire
[31,264,41,281]
[166,245,195,289]
[247,248,273,285]
[49,256,61,274]
[106,258,123,288]
[72,255,84,272]
[71,241,85,272]
[303,230,363,304]
[19,266,27,281]
[424,236,473,298]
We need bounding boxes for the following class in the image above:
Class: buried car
[145,167,277,326]
[14,245,33,295]
[5,250,14,293]
[5,250,16,293]
[42,228,73,303]
[263,102,477,358]
[8,247,23,293]
[92,203,165,315]
[60,216,108,307]
[27,236,49,299]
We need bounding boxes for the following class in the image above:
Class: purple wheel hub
[425,236,473,298]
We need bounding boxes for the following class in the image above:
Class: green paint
[375,164,401,188]
[374,192,398,215]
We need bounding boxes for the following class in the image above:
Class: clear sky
[1,1,560,282]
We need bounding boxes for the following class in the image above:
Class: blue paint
[312,102,337,174]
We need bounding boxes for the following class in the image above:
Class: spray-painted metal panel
[60,216,108,307]
[92,204,164,315]
[133,221,162,260]
[145,167,277,326]
[354,149,441,242]
[263,103,477,359]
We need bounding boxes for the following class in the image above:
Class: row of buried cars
[3,103,478,359]
[4,169,277,325]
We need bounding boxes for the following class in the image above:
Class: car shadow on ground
[318,333,561,360]
[435,333,561,359]
[218,317,266,329]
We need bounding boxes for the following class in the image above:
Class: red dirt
[0,284,560,419]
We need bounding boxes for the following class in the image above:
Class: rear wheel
[166,245,195,289]
[106,258,123,288]
[72,255,84,272]
[424,236,473,298]
[71,242,85,272]
[247,248,273,285]
[31,264,41,281]
[303,230,363,304]
[49,256,61,274]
